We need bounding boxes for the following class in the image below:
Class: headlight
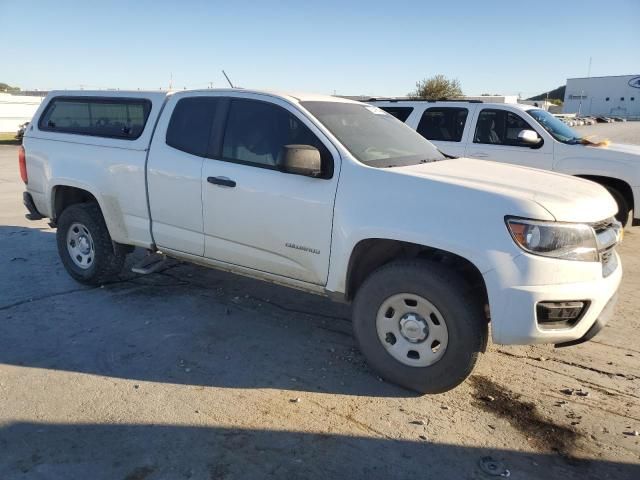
[506,218,598,262]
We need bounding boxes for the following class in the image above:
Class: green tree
[0,82,20,93]
[410,75,462,100]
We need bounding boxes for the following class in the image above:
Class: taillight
[18,146,27,184]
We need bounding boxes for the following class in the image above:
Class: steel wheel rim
[376,293,449,367]
[66,222,95,270]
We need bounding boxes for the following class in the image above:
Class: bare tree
[410,75,462,100]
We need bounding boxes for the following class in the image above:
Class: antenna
[222,70,235,88]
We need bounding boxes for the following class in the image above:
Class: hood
[393,158,617,223]
[588,142,640,159]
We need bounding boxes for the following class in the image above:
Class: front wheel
[605,186,631,228]
[352,260,487,394]
[56,203,127,285]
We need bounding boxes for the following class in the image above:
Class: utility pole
[578,57,591,116]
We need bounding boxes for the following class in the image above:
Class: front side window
[473,109,537,146]
[378,106,414,122]
[166,97,220,157]
[222,99,331,175]
[417,107,468,142]
[301,102,444,168]
[39,97,151,139]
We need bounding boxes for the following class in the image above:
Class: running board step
[131,253,167,275]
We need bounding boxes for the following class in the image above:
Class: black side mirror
[279,145,322,177]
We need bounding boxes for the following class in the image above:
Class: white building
[563,74,640,118]
[0,93,44,132]
[462,95,519,104]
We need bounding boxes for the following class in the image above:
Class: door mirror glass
[279,145,322,177]
[518,129,542,146]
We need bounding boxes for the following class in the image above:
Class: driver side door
[201,95,340,285]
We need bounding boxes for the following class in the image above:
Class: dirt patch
[469,375,581,457]
[124,465,156,480]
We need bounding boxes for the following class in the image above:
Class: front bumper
[485,251,622,345]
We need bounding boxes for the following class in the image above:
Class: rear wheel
[56,203,127,285]
[352,260,487,394]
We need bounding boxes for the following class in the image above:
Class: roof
[567,74,640,80]
[43,88,358,105]
[368,99,537,111]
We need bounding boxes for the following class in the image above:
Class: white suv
[370,99,640,227]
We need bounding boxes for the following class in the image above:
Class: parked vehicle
[21,90,623,393]
[15,122,29,140]
[370,99,640,226]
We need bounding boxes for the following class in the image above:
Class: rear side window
[166,97,220,157]
[39,97,151,140]
[417,107,468,142]
[378,106,414,122]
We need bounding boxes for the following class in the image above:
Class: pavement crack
[496,349,638,381]
[0,286,97,311]
[0,275,145,312]
[249,295,351,323]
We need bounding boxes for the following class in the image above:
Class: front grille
[592,218,615,234]
[591,217,621,277]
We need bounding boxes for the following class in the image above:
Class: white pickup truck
[369,99,640,226]
[20,89,622,393]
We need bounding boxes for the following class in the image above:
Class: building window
[632,97,636,101]
[621,97,625,101]
[605,97,610,101]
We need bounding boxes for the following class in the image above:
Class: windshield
[301,101,445,167]
[526,109,582,144]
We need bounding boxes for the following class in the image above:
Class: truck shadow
[1,421,636,479]
[0,224,409,398]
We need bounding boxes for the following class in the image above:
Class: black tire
[605,187,631,228]
[352,260,487,394]
[56,202,127,285]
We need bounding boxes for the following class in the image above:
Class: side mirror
[518,129,542,147]
[279,145,322,177]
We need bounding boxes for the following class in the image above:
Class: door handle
[468,152,489,158]
[207,176,236,188]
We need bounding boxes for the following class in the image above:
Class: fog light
[537,301,588,329]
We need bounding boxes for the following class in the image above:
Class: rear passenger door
[415,106,473,157]
[466,108,553,170]
[147,95,222,256]
[201,95,340,285]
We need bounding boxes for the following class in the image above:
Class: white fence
[0,93,44,133]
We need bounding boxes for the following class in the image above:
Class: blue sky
[1,0,638,98]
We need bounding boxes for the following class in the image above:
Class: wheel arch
[52,184,100,221]
[50,183,126,243]
[575,175,634,213]
[345,238,489,318]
